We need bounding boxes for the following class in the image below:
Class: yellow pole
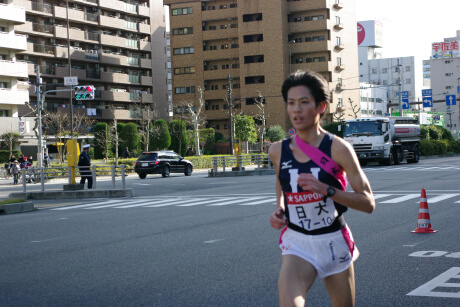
[66,139,80,184]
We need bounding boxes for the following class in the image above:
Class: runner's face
[286,85,324,131]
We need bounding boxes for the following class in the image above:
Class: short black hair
[281,70,330,106]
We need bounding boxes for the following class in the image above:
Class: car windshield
[344,121,383,137]
[137,153,158,161]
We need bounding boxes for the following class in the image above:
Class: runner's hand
[297,173,328,195]
[270,208,287,229]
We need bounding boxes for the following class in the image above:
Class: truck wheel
[384,151,394,166]
[393,148,402,165]
[408,147,420,163]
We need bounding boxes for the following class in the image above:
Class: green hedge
[1,150,21,163]
[420,139,460,156]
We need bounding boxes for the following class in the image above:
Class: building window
[445,60,452,64]
[446,86,452,89]
[446,73,453,76]
[172,27,193,35]
[311,15,324,20]
[243,34,263,43]
[404,78,411,84]
[405,66,411,72]
[337,98,343,107]
[175,86,195,94]
[382,68,388,73]
[245,76,265,85]
[172,7,193,16]
[173,47,194,55]
[383,80,388,85]
[242,13,262,22]
[0,110,9,117]
[174,67,195,75]
[244,54,264,64]
[337,57,342,66]
[246,97,265,105]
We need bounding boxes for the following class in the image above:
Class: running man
[269,70,375,307]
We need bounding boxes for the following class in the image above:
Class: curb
[0,201,35,215]
[208,169,275,177]
[9,189,134,200]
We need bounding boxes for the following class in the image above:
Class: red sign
[357,23,366,45]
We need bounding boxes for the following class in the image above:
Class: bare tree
[42,110,70,163]
[176,86,206,155]
[73,112,95,135]
[133,102,158,152]
[349,98,360,119]
[252,91,267,153]
[93,123,111,161]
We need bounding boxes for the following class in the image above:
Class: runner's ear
[318,101,327,114]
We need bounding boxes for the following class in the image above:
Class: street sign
[446,94,457,106]
[289,128,295,135]
[422,96,433,108]
[401,91,409,99]
[457,86,460,94]
[64,76,78,86]
[402,98,410,109]
[201,141,205,147]
[422,89,432,96]
[433,115,440,120]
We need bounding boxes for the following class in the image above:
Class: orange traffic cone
[411,188,437,233]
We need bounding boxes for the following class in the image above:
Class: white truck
[343,117,421,166]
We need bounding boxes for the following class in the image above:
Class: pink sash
[295,134,348,191]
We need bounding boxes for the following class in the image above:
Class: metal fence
[19,165,127,193]
[212,154,273,173]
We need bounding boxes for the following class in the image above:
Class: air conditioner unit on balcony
[50,38,56,44]
[95,64,99,68]
[74,42,80,47]
[50,18,55,23]
[117,48,122,53]
[92,7,97,12]
[115,13,121,18]
[117,30,122,35]
[24,55,29,60]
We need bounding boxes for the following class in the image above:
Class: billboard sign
[357,20,384,47]
[432,40,459,59]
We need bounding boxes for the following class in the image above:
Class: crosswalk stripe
[425,194,460,203]
[145,198,207,208]
[114,198,182,208]
[239,197,276,206]
[207,198,254,206]
[380,194,420,203]
[373,194,393,200]
[52,199,124,210]
[177,198,233,207]
[87,199,149,209]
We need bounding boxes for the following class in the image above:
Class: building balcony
[202,28,238,41]
[0,88,29,105]
[291,40,332,54]
[203,68,234,80]
[0,3,26,24]
[334,43,344,50]
[100,34,127,49]
[288,0,327,12]
[0,60,28,78]
[291,61,333,73]
[334,22,344,30]
[26,42,55,56]
[333,1,344,9]
[138,40,151,51]
[101,90,153,103]
[138,5,149,17]
[0,33,27,51]
[202,8,237,21]
[289,19,330,34]
[99,15,126,29]
[99,109,140,120]
[203,48,238,61]
[204,90,230,100]
[53,6,98,24]
[138,23,151,34]
[139,58,152,69]
[100,71,142,84]
[335,64,345,71]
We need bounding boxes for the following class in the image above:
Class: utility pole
[36,66,43,168]
[228,74,234,154]
[397,58,403,117]
[66,0,73,137]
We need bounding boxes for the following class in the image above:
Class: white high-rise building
[358,20,416,116]
[0,1,29,127]
[429,30,460,138]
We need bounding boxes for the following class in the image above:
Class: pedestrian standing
[268,70,375,306]
[78,144,92,189]
[122,147,130,159]
[28,155,34,166]
[18,154,24,164]
[11,160,21,185]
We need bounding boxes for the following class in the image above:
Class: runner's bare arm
[269,141,287,229]
[297,137,375,214]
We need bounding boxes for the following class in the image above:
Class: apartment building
[0,1,29,128]
[429,30,460,138]
[164,0,359,137]
[11,0,168,123]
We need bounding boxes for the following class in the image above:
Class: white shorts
[279,225,359,278]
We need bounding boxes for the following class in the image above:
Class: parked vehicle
[343,117,421,166]
[134,151,193,179]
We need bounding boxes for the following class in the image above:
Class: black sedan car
[134,151,193,179]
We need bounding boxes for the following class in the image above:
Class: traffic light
[74,85,95,100]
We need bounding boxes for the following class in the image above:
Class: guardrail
[212,154,273,173]
[20,165,127,193]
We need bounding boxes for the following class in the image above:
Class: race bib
[286,191,338,231]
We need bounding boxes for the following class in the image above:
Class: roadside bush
[420,140,435,156]
[428,125,442,140]
[266,125,286,142]
[439,127,454,141]
[420,126,429,140]
[322,122,343,138]
[0,150,21,163]
[448,140,460,153]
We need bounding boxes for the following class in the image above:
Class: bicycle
[1,163,11,179]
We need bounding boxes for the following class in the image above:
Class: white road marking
[207,198,254,206]
[145,198,207,207]
[407,267,460,298]
[380,194,420,203]
[115,198,183,208]
[52,199,124,210]
[372,194,393,200]
[239,197,276,206]
[177,198,233,207]
[424,194,460,203]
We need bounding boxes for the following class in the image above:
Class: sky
[356,0,459,96]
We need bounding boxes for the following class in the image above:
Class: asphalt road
[1,157,460,306]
